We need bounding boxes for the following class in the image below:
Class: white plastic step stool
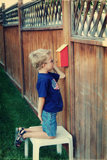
[24,126,73,160]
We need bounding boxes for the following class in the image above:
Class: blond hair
[29,49,51,70]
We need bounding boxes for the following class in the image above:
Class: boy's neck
[39,68,48,74]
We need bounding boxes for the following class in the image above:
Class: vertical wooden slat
[90,46,97,159]
[96,47,104,159]
[69,41,75,134]
[79,43,86,159]
[84,44,90,159]
[74,43,81,158]
[4,27,21,87]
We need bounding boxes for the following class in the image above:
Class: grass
[0,66,68,160]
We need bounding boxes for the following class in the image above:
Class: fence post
[2,3,5,10]
[18,0,25,96]
[2,3,7,70]
[2,3,5,26]
[61,0,71,131]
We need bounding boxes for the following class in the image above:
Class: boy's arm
[38,97,45,123]
[53,65,65,79]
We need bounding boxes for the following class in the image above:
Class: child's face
[44,55,54,72]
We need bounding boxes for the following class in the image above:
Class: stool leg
[33,144,40,160]
[68,138,73,160]
[24,139,29,158]
[57,144,62,155]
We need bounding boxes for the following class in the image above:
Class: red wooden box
[56,44,68,67]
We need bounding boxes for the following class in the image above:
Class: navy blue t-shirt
[36,72,63,113]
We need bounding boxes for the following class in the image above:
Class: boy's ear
[42,63,45,68]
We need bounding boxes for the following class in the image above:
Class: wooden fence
[0,0,107,159]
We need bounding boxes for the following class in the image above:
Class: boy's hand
[53,65,65,79]
[38,114,43,124]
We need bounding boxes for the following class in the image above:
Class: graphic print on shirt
[52,79,59,90]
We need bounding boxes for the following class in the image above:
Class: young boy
[15,49,65,147]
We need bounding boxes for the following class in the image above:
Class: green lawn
[0,66,68,160]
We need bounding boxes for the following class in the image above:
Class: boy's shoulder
[38,72,58,81]
[38,72,54,77]
[38,73,51,81]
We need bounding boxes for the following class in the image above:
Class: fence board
[4,27,21,86]
[74,43,81,158]
[69,42,75,135]
[96,47,104,159]
[79,43,86,159]
[90,46,97,159]
[84,44,90,159]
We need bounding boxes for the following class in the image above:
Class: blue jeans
[42,110,57,137]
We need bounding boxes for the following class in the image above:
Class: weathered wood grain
[72,42,107,159]
[4,27,21,86]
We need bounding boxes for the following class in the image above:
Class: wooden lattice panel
[3,3,18,26]
[21,0,62,29]
[71,0,107,38]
